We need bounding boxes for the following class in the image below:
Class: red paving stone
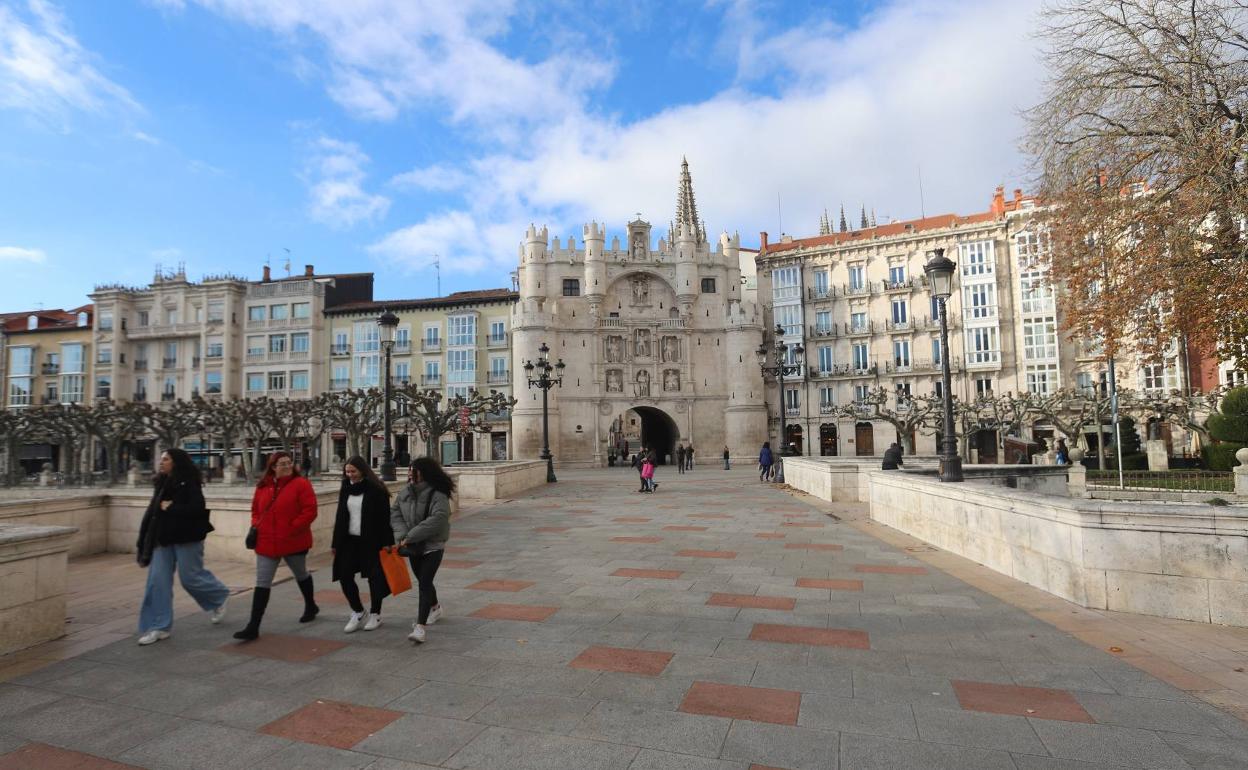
[612,568,684,579]
[444,546,476,554]
[854,564,929,575]
[663,525,708,532]
[569,645,674,676]
[313,589,370,606]
[780,522,825,528]
[754,533,786,539]
[953,680,1096,722]
[220,633,348,663]
[749,623,871,650]
[796,578,864,592]
[467,579,535,592]
[676,549,737,559]
[784,543,843,551]
[612,536,663,543]
[0,744,140,769]
[678,681,801,725]
[440,559,483,569]
[470,603,560,622]
[707,593,797,611]
[535,527,572,533]
[260,699,405,749]
[614,516,652,522]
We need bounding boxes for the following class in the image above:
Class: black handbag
[245,526,258,550]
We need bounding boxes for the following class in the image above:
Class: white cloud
[305,135,389,228]
[368,210,496,273]
[389,163,473,193]
[131,129,160,144]
[0,245,47,263]
[0,0,141,126]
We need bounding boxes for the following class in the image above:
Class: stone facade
[511,160,767,466]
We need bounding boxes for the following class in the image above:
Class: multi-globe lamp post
[923,249,964,482]
[377,309,399,481]
[757,323,804,482]
[523,342,565,483]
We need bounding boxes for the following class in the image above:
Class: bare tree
[85,400,146,485]
[394,384,517,459]
[30,404,92,483]
[1026,0,1248,371]
[319,389,385,461]
[836,386,943,455]
[1126,385,1225,448]
[135,399,204,456]
[973,391,1038,453]
[0,410,37,485]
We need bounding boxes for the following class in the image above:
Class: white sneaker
[407,623,426,644]
[363,613,382,631]
[426,604,444,625]
[344,611,367,633]
[210,597,228,625]
[137,630,169,646]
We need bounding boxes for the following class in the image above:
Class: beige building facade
[510,160,768,466]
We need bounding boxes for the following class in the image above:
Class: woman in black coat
[136,448,230,646]
[332,456,395,633]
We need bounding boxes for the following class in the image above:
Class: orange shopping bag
[379,547,413,596]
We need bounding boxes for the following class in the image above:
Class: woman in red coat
[234,451,320,641]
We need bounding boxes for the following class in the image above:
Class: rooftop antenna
[917,164,927,219]
[432,254,441,296]
[777,192,783,237]
[283,247,292,277]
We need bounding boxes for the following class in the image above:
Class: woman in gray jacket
[390,456,454,644]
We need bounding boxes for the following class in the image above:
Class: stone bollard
[1067,463,1088,497]
[38,462,53,487]
[1235,448,1248,496]
[1145,440,1169,471]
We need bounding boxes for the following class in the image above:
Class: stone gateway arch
[510,160,768,467]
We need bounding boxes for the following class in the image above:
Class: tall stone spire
[674,156,704,244]
[860,205,869,229]
[818,208,831,236]
[838,204,848,233]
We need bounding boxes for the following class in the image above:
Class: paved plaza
[3,468,1248,769]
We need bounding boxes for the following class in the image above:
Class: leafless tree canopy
[1026,0,1248,367]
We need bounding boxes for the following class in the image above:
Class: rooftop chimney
[262,265,271,282]
[305,264,314,277]
[759,231,769,253]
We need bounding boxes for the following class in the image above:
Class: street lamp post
[377,309,399,481]
[924,249,964,482]
[523,342,565,483]
[757,324,804,482]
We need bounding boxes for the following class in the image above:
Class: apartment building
[89,268,251,404]
[756,187,1032,459]
[323,289,518,465]
[241,265,372,400]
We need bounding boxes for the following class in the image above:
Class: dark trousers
[407,549,444,624]
[336,535,389,614]
[677,458,685,473]
[339,569,388,615]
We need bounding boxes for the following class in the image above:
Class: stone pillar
[1145,439,1169,471]
[38,463,53,487]
[0,524,77,655]
[1235,448,1248,496]
[1067,463,1088,498]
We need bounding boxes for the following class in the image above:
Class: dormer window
[27,315,37,330]
[77,312,87,327]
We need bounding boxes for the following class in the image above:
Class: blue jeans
[138,541,229,633]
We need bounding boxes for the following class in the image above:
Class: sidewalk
[1,466,1247,768]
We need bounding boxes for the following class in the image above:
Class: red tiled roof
[1,305,93,333]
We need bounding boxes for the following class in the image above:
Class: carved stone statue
[635,329,652,357]
[606,369,623,393]
[606,336,624,362]
[661,336,679,362]
[636,370,651,397]
[663,369,680,391]
[631,276,650,305]
[632,234,646,260]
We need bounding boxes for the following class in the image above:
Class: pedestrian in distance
[686,443,694,470]
[234,451,320,641]
[758,441,774,482]
[881,442,904,470]
[391,457,454,644]
[676,444,686,474]
[1055,438,1070,466]
[723,445,730,470]
[332,456,394,633]
[633,449,646,492]
[641,454,657,492]
[135,448,230,646]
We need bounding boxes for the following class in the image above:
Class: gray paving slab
[1072,691,1231,737]
[663,654,757,685]
[3,693,188,759]
[799,692,918,738]
[264,741,377,770]
[719,719,840,770]
[0,735,28,755]
[626,748,749,770]
[443,725,638,770]
[0,683,64,718]
[1029,719,1194,769]
[850,670,960,707]
[839,731,1020,769]
[354,713,486,765]
[912,704,1049,755]
[1159,730,1248,769]
[178,684,309,729]
[751,660,853,696]
[572,700,731,757]
[469,690,599,734]
[387,680,501,719]
[583,671,697,709]
[117,720,290,769]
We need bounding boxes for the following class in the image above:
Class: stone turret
[521,224,548,308]
[583,221,605,303]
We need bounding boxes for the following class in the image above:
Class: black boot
[297,576,319,623]
[233,586,270,641]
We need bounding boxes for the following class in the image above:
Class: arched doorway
[855,422,874,456]
[618,406,679,464]
[785,424,804,455]
[819,424,838,456]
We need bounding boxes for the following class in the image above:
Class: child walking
[641,454,657,492]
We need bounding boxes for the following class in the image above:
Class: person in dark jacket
[234,451,320,641]
[759,441,773,481]
[136,449,230,646]
[882,442,904,470]
[686,444,694,470]
[723,445,731,470]
[675,445,686,474]
[391,457,454,644]
[332,456,394,633]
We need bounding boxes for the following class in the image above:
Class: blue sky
[0,0,1045,311]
